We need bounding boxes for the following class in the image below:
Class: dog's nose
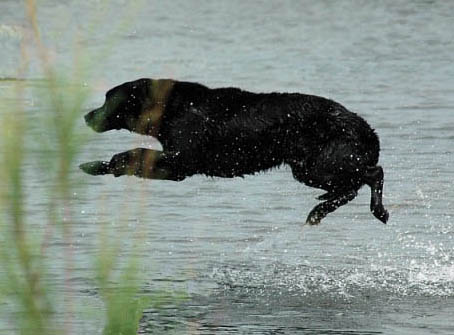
[84,109,102,131]
[84,112,91,124]
[84,107,108,133]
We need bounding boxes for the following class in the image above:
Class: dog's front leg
[80,148,184,181]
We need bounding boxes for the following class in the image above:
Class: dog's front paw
[79,161,110,175]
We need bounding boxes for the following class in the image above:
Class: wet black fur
[82,78,389,225]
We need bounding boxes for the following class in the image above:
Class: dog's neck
[137,79,175,136]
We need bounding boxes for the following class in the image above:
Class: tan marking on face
[137,79,175,136]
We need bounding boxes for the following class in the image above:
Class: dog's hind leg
[289,162,357,224]
[364,165,389,224]
[306,189,358,225]
[317,191,342,201]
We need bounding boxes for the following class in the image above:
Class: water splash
[211,260,454,299]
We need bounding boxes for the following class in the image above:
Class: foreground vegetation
[0,1,181,334]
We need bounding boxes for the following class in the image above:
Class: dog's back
[160,81,388,224]
[161,82,378,176]
[81,78,388,225]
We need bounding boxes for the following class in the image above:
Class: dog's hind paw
[79,160,111,175]
[372,207,389,224]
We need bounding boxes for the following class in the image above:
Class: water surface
[1,1,453,334]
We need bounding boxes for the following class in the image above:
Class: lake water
[1,0,454,334]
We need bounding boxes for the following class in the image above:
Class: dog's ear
[130,78,153,100]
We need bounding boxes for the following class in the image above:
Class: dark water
[1,1,454,334]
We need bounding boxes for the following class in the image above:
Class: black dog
[80,78,389,225]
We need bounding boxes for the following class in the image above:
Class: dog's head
[84,78,174,135]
